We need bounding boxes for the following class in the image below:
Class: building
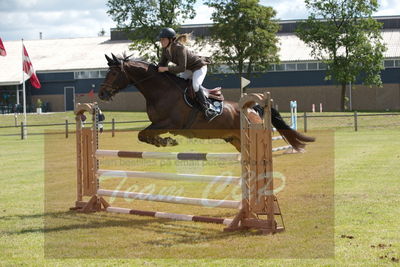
[0,16,399,112]
[0,37,134,113]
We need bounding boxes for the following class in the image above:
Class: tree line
[106,0,386,111]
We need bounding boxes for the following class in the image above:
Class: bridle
[101,61,159,98]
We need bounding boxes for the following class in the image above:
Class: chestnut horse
[98,54,315,151]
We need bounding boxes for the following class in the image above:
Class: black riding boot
[195,89,217,121]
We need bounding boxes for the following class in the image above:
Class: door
[64,86,75,111]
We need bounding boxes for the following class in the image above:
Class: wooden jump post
[71,92,285,234]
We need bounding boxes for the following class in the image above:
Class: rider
[157,27,218,121]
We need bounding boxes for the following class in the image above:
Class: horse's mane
[115,53,189,88]
[159,68,188,87]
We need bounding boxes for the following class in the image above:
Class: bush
[36,99,43,109]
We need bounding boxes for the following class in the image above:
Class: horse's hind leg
[138,124,178,147]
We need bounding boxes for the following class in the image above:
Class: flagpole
[22,39,27,139]
[16,85,20,105]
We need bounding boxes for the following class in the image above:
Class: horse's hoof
[162,137,178,146]
[166,138,178,146]
[153,141,161,147]
[160,140,168,147]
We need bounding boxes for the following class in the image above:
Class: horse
[98,54,315,152]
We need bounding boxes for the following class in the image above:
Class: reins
[123,61,184,89]
[102,58,186,97]
[121,62,159,88]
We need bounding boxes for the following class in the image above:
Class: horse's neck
[127,68,181,102]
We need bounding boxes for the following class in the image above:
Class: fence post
[112,118,115,137]
[20,122,24,140]
[303,112,307,132]
[354,111,358,132]
[65,120,69,138]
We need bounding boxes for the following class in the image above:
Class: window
[100,70,108,78]
[308,63,318,70]
[275,64,285,71]
[394,60,400,67]
[74,70,107,79]
[319,62,327,70]
[89,71,100,78]
[384,60,394,68]
[76,71,89,79]
[217,65,233,73]
[297,63,307,70]
[254,64,273,72]
[210,65,232,74]
[268,64,275,71]
[286,63,296,71]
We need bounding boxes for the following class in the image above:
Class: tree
[205,0,279,78]
[107,0,197,61]
[98,28,106,36]
[296,0,386,111]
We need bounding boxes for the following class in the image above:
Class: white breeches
[178,65,207,92]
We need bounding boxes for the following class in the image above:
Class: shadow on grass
[2,210,258,246]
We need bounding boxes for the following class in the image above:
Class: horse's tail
[271,107,315,150]
[251,105,315,151]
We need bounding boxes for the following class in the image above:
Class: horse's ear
[105,54,113,66]
[124,53,134,61]
[112,53,120,65]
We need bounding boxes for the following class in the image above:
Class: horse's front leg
[223,130,241,152]
[138,123,178,147]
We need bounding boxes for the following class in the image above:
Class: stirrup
[204,107,218,121]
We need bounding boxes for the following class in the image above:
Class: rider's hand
[158,67,168,72]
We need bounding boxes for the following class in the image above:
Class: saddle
[183,80,224,117]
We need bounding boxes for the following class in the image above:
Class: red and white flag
[23,44,41,88]
[0,38,6,56]
[88,89,95,98]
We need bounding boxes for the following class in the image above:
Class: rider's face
[160,38,170,48]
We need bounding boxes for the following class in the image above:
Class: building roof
[1,29,399,85]
[0,37,134,86]
[277,29,400,61]
[382,29,400,58]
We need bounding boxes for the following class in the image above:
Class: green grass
[0,111,399,266]
[1,111,399,137]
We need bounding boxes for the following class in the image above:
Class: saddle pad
[183,87,224,116]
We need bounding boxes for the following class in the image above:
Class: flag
[88,89,95,98]
[0,38,6,56]
[22,44,41,88]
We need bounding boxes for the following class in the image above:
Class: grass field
[0,111,399,266]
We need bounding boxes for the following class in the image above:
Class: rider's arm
[158,49,168,67]
[168,45,187,74]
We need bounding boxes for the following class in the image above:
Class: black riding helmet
[158,27,176,39]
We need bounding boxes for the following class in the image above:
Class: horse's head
[98,54,131,101]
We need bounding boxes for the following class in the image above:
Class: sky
[0,0,399,41]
